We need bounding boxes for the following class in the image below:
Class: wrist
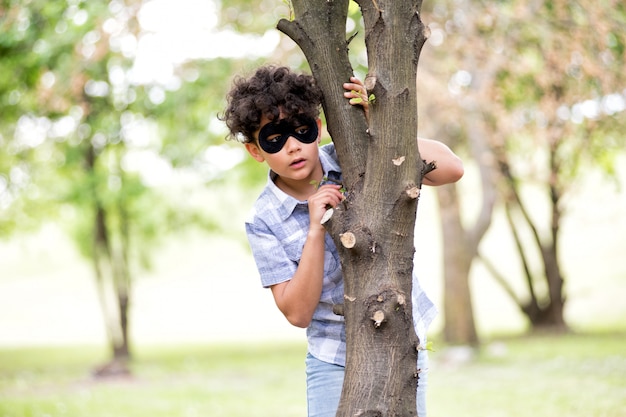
[308,225,326,238]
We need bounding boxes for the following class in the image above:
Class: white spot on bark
[392,156,406,166]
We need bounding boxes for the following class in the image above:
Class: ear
[245,142,265,163]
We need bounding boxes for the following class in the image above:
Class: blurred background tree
[0,0,288,373]
[1,0,624,370]
[418,0,626,344]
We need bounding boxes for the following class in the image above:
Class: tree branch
[477,249,522,306]
[278,0,368,188]
[504,198,539,307]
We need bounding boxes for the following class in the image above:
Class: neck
[273,164,324,202]
[275,177,316,201]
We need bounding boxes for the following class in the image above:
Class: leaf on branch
[350,93,375,105]
[417,341,435,352]
[282,0,294,21]
[350,92,364,104]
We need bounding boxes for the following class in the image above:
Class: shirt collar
[264,144,342,221]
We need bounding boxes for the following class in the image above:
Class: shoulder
[319,142,336,158]
[319,142,341,173]
[246,179,300,229]
[246,186,278,225]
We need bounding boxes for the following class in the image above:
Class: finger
[343,83,365,93]
[345,91,367,105]
[314,186,343,204]
[318,184,342,191]
[342,84,355,95]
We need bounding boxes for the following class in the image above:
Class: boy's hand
[308,184,344,229]
[343,77,370,120]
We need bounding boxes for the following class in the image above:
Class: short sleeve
[245,220,299,288]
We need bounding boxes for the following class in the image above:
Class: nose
[284,135,301,153]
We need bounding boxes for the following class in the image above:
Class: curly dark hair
[220,65,323,144]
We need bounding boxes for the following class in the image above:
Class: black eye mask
[257,116,318,154]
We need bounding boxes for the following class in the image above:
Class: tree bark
[279,1,427,415]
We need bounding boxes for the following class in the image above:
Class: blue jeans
[305,350,429,417]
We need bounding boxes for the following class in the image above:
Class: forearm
[418,137,464,186]
[271,227,326,328]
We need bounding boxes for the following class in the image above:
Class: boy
[221,65,463,417]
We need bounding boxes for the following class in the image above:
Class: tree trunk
[113,193,132,358]
[279,1,427,415]
[497,145,568,332]
[437,184,478,345]
[417,41,499,345]
[523,245,566,330]
[84,144,131,376]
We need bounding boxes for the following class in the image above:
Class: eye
[295,125,310,135]
[266,134,281,143]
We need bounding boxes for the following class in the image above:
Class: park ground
[1,160,625,415]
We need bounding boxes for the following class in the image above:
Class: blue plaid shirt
[245,143,437,366]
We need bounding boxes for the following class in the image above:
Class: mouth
[290,158,306,167]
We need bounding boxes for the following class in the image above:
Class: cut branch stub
[371,310,386,328]
[396,293,406,306]
[364,74,377,91]
[321,208,334,224]
[366,289,411,331]
[406,184,420,199]
[336,227,373,254]
[422,23,431,40]
[340,231,356,248]
[333,304,345,316]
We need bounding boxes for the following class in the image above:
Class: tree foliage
[0,0,279,369]
[419,0,626,338]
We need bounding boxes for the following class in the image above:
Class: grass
[1,332,625,417]
[428,331,626,417]
[0,343,307,417]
